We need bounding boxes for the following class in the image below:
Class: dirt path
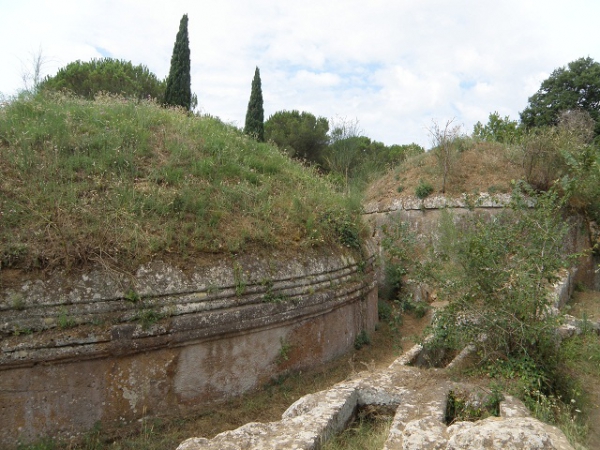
[568,291,600,449]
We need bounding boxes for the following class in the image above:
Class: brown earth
[366,142,524,209]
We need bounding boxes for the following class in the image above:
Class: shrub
[422,186,571,369]
[415,180,434,199]
[39,58,166,101]
[354,330,371,349]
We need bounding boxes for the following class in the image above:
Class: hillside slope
[0,93,363,276]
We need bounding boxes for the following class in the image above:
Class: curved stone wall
[363,193,598,293]
[0,244,378,447]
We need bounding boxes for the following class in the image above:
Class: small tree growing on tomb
[428,118,463,194]
[244,67,264,141]
[164,14,191,110]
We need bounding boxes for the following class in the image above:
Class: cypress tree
[164,14,191,110]
[244,67,264,141]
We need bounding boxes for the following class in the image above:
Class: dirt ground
[567,290,600,322]
[567,290,600,449]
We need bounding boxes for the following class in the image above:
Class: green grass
[0,92,364,271]
[322,407,392,450]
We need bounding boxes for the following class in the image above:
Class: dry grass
[366,141,524,207]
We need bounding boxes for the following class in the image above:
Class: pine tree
[164,14,191,110]
[244,67,264,141]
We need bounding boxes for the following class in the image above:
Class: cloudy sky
[1,0,599,148]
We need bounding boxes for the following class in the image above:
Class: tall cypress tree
[164,14,191,110]
[244,67,264,141]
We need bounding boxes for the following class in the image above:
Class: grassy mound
[366,141,524,205]
[0,93,363,272]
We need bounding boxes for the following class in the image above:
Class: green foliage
[556,112,600,224]
[481,353,585,440]
[164,14,191,110]
[319,208,363,249]
[400,297,429,318]
[124,289,141,303]
[380,221,415,300]
[322,406,392,450]
[0,93,362,271]
[136,308,163,330]
[322,118,424,193]
[422,186,571,368]
[560,331,600,378]
[377,299,393,322]
[473,111,522,144]
[520,57,600,137]
[445,388,502,425]
[244,67,264,141]
[264,110,329,163]
[415,179,434,198]
[387,143,425,162]
[57,308,77,329]
[354,330,371,350]
[518,114,598,192]
[276,337,292,364]
[10,293,26,310]
[38,58,166,101]
[233,263,246,297]
[17,437,57,450]
[1,243,28,269]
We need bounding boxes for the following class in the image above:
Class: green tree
[387,143,425,162]
[264,110,329,163]
[39,58,166,100]
[164,14,191,110]
[473,111,522,144]
[322,118,364,177]
[244,67,264,141]
[520,57,600,137]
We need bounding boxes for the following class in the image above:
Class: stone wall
[176,194,592,449]
[363,193,598,293]
[0,244,378,447]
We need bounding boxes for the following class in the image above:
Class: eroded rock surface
[177,348,574,450]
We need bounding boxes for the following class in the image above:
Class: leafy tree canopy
[264,110,329,163]
[520,57,600,136]
[244,67,264,141]
[473,111,522,144]
[164,14,192,110]
[39,58,166,100]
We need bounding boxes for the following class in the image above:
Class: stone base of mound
[0,245,377,448]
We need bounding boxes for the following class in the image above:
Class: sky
[1,0,599,148]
